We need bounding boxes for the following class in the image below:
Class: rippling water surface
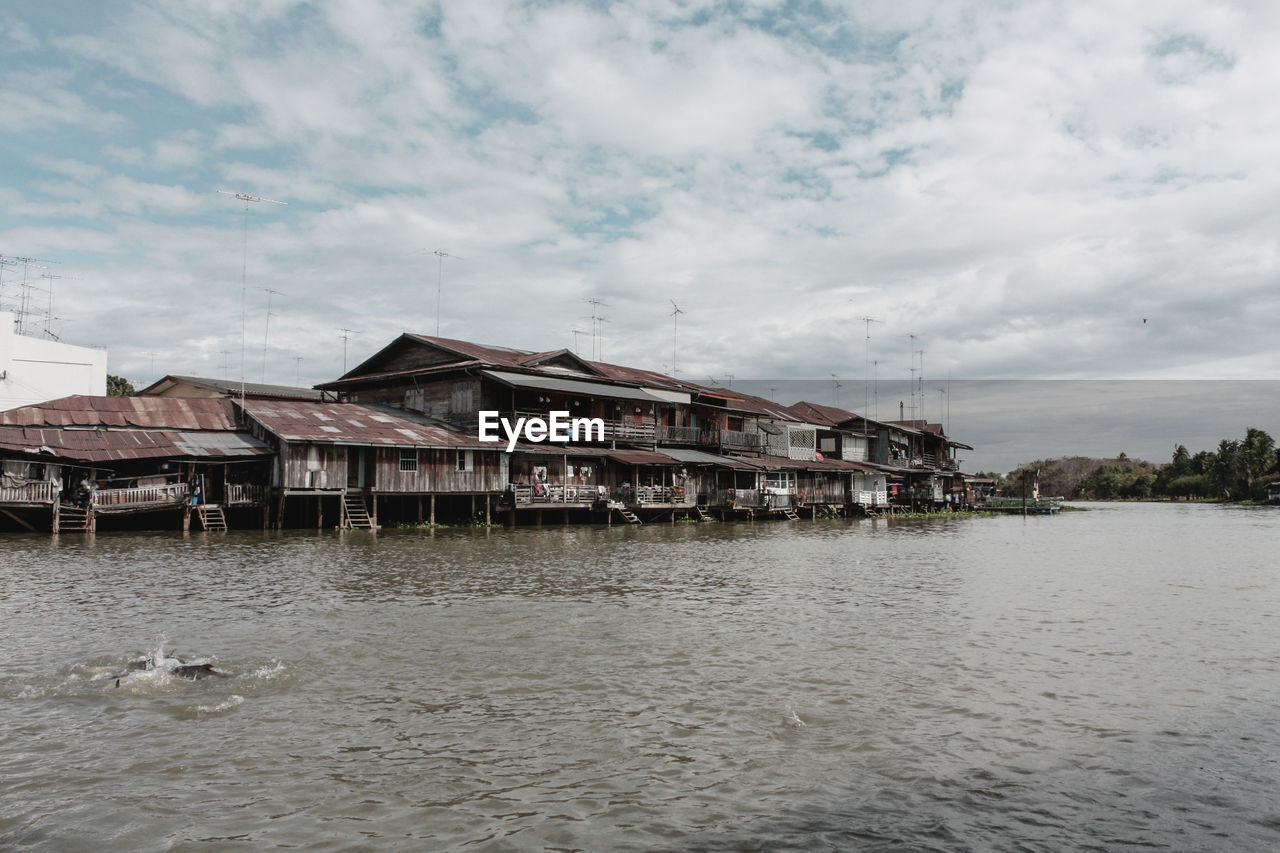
[2,503,1279,851]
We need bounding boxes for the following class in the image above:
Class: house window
[727,416,744,431]
[399,450,418,472]
[456,450,473,472]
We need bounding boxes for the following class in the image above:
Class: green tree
[107,375,136,396]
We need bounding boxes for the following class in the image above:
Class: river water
[2,502,1278,851]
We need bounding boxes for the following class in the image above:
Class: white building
[0,311,107,411]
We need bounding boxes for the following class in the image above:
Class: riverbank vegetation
[1005,427,1279,502]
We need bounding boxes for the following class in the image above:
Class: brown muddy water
[2,502,1279,851]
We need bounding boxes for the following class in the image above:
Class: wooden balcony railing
[0,481,57,504]
[95,482,190,508]
[226,483,269,505]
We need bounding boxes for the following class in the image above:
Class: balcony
[226,483,269,505]
[95,481,190,512]
[0,481,57,504]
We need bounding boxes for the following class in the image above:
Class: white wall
[0,311,108,411]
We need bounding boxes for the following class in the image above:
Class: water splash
[784,703,806,728]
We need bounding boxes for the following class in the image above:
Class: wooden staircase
[781,507,801,521]
[695,505,715,522]
[342,494,376,529]
[196,504,228,531]
[616,508,642,524]
[56,503,90,533]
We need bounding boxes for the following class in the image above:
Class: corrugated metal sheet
[243,400,489,448]
[480,370,682,404]
[0,396,240,430]
[660,448,760,469]
[0,426,271,462]
[604,449,679,466]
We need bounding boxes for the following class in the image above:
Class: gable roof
[783,400,858,428]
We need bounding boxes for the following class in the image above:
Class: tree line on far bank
[990,427,1279,502]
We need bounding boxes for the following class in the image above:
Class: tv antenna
[570,328,589,354]
[293,356,304,386]
[583,298,607,360]
[338,328,359,373]
[669,299,684,376]
[429,249,462,337]
[859,315,881,419]
[0,255,56,334]
[831,373,842,406]
[905,332,918,420]
[37,272,77,340]
[261,287,285,383]
[219,190,287,405]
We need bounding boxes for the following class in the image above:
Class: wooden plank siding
[280,442,504,494]
[373,447,504,493]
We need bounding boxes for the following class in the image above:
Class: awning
[604,449,679,466]
[481,370,684,404]
[661,448,761,470]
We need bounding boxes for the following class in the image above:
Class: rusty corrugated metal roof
[0,426,271,462]
[242,400,491,448]
[783,401,858,427]
[0,396,241,430]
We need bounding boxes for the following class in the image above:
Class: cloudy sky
[2,1,1278,449]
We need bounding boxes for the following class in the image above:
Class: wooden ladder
[196,504,228,531]
[695,505,715,522]
[56,503,89,533]
[616,508,642,524]
[342,494,375,529]
[781,507,800,521]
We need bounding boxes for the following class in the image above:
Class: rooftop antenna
[768,386,777,401]
[219,190,287,407]
[338,328,359,374]
[859,315,881,422]
[831,373,842,406]
[293,356,304,386]
[1,256,55,334]
[261,287,285,383]
[669,299,684,376]
[873,360,879,419]
[583,298,607,360]
[220,350,232,378]
[38,272,76,340]
[916,349,926,422]
[906,332,918,420]
[571,328,589,354]
[429,249,462,337]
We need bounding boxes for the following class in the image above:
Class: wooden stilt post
[485,494,491,526]
[429,494,436,527]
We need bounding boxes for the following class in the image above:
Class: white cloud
[2,0,1279,396]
